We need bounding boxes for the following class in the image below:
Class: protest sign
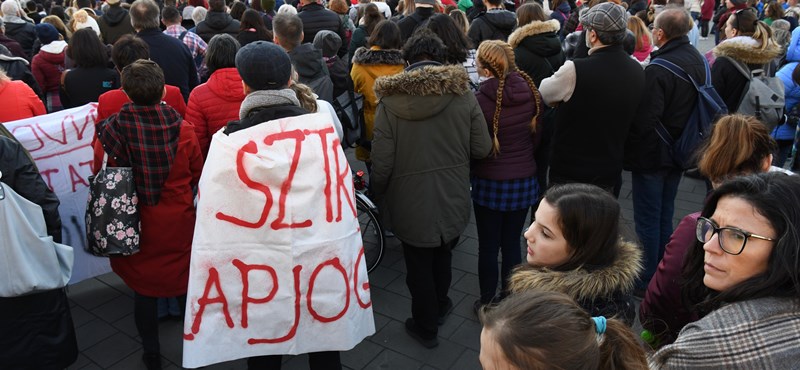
[3,104,111,283]
[183,112,374,368]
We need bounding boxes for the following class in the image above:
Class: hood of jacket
[208,67,246,102]
[289,43,326,80]
[352,46,405,66]
[481,10,517,32]
[374,64,471,121]
[101,6,128,26]
[786,27,800,63]
[205,11,236,30]
[713,36,783,65]
[40,40,68,55]
[508,20,562,56]
[507,240,643,301]
[477,71,534,107]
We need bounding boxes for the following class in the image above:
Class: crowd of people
[2,0,800,368]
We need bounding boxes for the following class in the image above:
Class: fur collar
[352,47,405,66]
[373,64,470,98]
[508,240,643,301]
[239,89,300,119]
[508,19,561,48]
[713,36,782,65]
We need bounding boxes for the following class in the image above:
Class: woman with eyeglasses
[640,114,792,348]
[649,172,800,368]
[710,7,781,112]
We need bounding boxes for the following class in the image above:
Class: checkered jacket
[164,25,207,60]
[650,297,800,369]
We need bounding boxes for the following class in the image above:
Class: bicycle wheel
[356,195,384,273]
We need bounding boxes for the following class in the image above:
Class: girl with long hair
[237,9,273,46]
[627,15,652,63]
[471,40,544,311]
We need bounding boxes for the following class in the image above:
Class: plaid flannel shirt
[164,25,207,60]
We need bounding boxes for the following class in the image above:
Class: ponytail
[598,319,650,370]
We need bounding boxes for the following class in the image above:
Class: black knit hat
[235,41,293,91]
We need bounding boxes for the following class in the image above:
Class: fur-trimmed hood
[352,46,405,66]
[508,240,643,301]
[713,36,783,65]
[508,19,560,48]
[373,64,472,121]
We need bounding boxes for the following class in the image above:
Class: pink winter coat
[185,67,245,158]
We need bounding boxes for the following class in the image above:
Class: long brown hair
[480,291,649,370]
[627,15,651,51]
[476,40,542,156]
[697,114,777,184]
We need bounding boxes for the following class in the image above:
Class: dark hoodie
[508,19,565,86]
[467,9,516,47]
[98,5,135,45]
[196,11,240,43]
[289,43,334,102]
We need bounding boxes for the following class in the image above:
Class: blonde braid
[518,70,542,133]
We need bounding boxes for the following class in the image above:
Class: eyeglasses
[695,217,776,255]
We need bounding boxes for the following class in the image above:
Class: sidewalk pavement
[65,168,707,370]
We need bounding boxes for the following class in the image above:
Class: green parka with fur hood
[508,240,643,325]
[370,63,492,247]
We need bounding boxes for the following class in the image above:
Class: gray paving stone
[112,313,140,339]
[450,349,482,370]
[450,250,476,273]
[93,294,134,324]
[97,272,135,297]
[157,320,186,365]
[451,294,480,323]
[342,338,384,369]
[367,266,401,289]
[384,275,410,297]
[462,223,478,240]
[68,278,122,310]
[449,320,481,352]
[70,305,95,328]
[76,318,118,351]
[455,237,479,256]
[106,349,148,370]
[370,288,411,322]
[373,312,392,333]
[364,349,421,370]
[66,353,93,369]
[451,273,478,296]
[83,332,140,368]
[371,320,466,370]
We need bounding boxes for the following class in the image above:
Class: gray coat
[650,296,800,369]
[370,63,492,248]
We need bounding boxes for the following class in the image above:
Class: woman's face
[726,0,735,9]
[703,196,776,292]
[479,328,517,370]
[524,200,571,268]
[725,15,738,39]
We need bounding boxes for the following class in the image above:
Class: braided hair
[476,40,543,157]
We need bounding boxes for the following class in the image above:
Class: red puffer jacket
[30,42,66,94]
[185,67,245,158]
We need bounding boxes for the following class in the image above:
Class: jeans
[402,238,458,338]
[632,169,683,289]
[473,203,527,303]
[773,139,794,168]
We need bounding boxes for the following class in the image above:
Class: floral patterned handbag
[85,152,140,257]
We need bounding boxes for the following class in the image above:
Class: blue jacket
[775,28,800,140]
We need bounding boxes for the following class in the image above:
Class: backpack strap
[648,57,713,145]
[717,55,752,80]
[179,30,189,42]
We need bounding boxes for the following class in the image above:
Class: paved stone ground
[64,169,707,370]
[64,35,722,370]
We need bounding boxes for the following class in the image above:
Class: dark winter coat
[195,11,241,43]
[60,67,119,108]
[137,28,200,101]
[640,212,701,347]
[371,63,492,247]
[508,19,565,86]
[289,43,333,102]
[297,2,347,57]
[509,240,643,325]
[98,5,135,45]
[396,7,435,41]
[473,72,539,180]
[224,97,309,135]
[467,9,516,47]
[0,136,77,370]
[625,36,708,172]
[0,50,42,98]
[0,34,27,59]
[3,20,36,58]
[711,36,783,113]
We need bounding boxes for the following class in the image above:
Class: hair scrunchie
[592,316,607,335]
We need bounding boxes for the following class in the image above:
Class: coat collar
[508,240,643,301]
[351,46,405,66]
[374,64,471,98]
[507,19,561,48]
[712,35,782,65]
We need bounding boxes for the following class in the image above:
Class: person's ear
[162,86,167,99]
[242,80,252,95]
[762,154,773,172]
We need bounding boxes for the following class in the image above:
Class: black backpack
[649,58,728,169]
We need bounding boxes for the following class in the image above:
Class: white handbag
[0,171,74,297]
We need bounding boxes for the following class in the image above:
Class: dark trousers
[473,203,526,303]
[247,352,341,370]
[700,19,710,37]
[402,238,457,338]
[134,293,186,355]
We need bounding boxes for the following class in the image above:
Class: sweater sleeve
[539,60,576,106]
